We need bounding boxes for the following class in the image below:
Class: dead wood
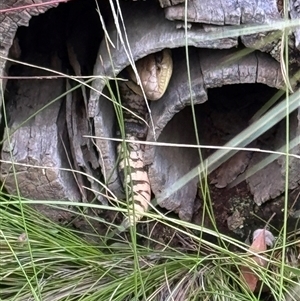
[1,56,81,221]
[0,0,299,233]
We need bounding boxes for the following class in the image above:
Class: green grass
[1,198,299,300]
[1,0,300,300]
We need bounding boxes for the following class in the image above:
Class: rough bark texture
[1,57,81,211]
[164,0,280,25]
[247,110,300,205]
[144,49,284,220]
[0,0,105,223]
[89,0,239,213]
[89,0,289,220]
[0,0,299,228]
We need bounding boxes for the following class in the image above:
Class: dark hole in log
[14,0,105,74]
[1,0,108,225]
[97,43,299,235]
[149,83,275,218]
[151,82,299,236]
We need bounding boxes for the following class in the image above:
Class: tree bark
[0,0,299,234]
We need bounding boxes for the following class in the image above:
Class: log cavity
[148,83,278,221]
[1,0,299,231]
[97,46,286,221]
[1,0,106,222]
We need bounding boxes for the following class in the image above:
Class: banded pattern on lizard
[117,49,173,228]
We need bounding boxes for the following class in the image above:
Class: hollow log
[0,0,299,234]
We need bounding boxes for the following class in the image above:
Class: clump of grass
[1,195,299,300]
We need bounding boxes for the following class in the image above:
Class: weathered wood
[0,0,107,218]
[66,82,103,204]
[163,0,281,25]
[90,0,238,202]
[1,58,81,211]
[0,1,59,56]
[159,0,185,8]
[88,0,300,220]
[144,49,284,219]
[89,1,238,117]
[65,2,105,203]
[163,0,285,61]
[247,110,300,205]
[145,48,206,220]
[92,39,285,221]
[1,0,300,224]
